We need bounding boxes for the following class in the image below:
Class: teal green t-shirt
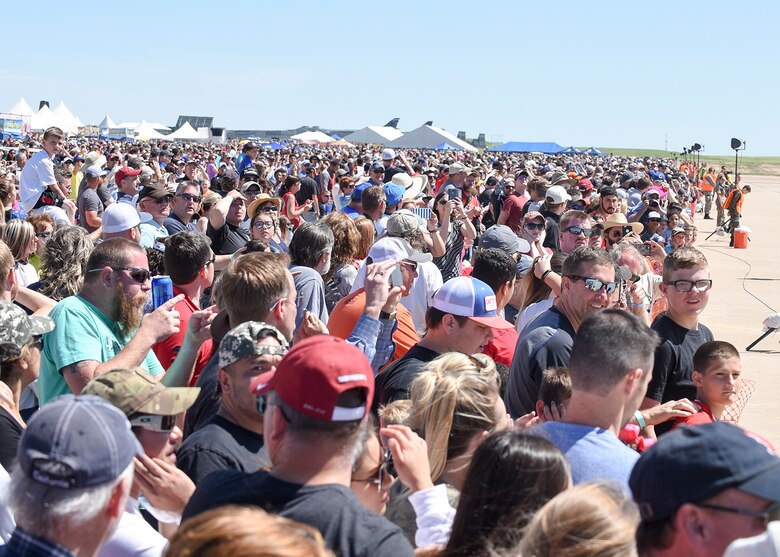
[40,295,164,404]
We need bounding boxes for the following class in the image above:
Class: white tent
[134,120,169,140]
[148,122,171,131]
[167,122,202,141]
[343,126,403,145]
[30,105,57,132]
[98,115,117,130]
[115,122,140,129]
[290,130,335,144]
[7,97,34,117]
[51,101,82,134]
[387,124,476,152]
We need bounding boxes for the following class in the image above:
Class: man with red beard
[39,238,214,404]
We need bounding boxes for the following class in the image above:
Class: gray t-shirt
[529,421,639,487]
[290,264,328,330]
[77,186,104,232]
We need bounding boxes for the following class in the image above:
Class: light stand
[731,138,746,187]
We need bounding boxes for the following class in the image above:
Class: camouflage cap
[218,321,289,369]
[82,368,199,417]
[0,301,54,362]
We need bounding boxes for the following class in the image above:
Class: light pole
[731,138,746,187]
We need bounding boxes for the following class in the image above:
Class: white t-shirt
[19,150,56,212]
[98,497,168,557]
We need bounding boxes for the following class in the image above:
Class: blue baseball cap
[351,182,370,202]
[431,277,513,329]
[384,182,405,207]
[17,395,142,489]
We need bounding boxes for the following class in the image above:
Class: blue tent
[561,146,581,154]
[261,141,285,150]
[331,134,341,140]
[434,142,460,151]
[489,142,564,154]
[583,147,606,156]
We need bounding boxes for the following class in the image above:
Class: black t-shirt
[296,176,318,205]
[648,314,714,433]
[207,220,250,255]
[183,352,220,439]
[183,471,414,557]
[0,406,23,470]
[177,414,265,485]
[382,166,404,184]
[374,344,440,409]
[505,306,575,417]
[541,208,561,252]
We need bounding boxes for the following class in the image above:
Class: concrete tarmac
[691,175,780,446]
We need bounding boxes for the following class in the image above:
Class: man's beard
[115,283,148,335]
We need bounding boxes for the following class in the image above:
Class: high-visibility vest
[700,172,716,192]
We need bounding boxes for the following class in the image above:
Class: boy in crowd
[673,341,742,428]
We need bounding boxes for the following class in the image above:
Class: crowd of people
[0,127,774,557]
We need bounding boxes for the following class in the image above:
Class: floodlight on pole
[731,138,746,187]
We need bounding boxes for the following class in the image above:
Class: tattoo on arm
[60,360,99,376]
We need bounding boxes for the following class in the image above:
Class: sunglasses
[260,205,278,213]
[201,255,216,268]
[129,413,176,432]
[352,446,392,492]
[35,231,53,240]
[253,221,274,229]
[400,260,418,273]
[257,394,268,415]
[694,501,780,528]
[88,266,152,283]
[155,195,174,204]
[525,222,545,231]
[30,335,44,351]
[565,274,617,294]
[664,279,713,293]
[571,203,587,210]
[178,193,201,202]
[564,226,601,237]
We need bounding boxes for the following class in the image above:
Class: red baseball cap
[250,335,374,422]
[115,166,141,185]
[578,178,594,192]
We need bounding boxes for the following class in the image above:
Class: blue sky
[3,1,779,155]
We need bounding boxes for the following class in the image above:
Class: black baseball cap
[630,422,780,522]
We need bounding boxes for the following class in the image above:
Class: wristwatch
[379,310,397,321]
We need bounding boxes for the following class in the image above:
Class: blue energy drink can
[152,276,174,309]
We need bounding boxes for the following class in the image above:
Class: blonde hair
[378,399,412,427]
[517,482,639,557]
[1,219,34,261]
[164,506,333,557]
[408,352,501,482]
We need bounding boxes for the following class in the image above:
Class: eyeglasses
[564,226,600,237]
[253,221,274,229]
[30,335,43,350]
[400,260,418,273]
[155,195,174,204]
[35,231,52,240]
[525,222,545,231]
[130,413,176,432]
[694,501,780,527]
[352,446,392,492]
[88,266,152,283]
[178,193,201,203]
[664,279,713,292]
[565,274,618,294]
[201,254,216,268]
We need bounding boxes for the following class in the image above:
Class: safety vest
[700,172,716,192]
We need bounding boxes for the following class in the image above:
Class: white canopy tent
[387,125,476,152]
[51,101,83,134]
[290,130,335,144]
[30,105,57,132]
[98,115,117,130]
[343,126,403,145]
[167,122,203,141]
[134,120,169,140]
[7,97,34,117]
[148,122,171,131]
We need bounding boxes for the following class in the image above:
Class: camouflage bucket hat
[0,301,54,362]
[82,368,200,417]
[218,321,289,369]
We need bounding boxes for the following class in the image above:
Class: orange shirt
[327,289,419,365]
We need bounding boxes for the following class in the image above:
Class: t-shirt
[164,212,199,235]
[432,221,464,283]
[482,323,519,368]
[500,192,528,234]
[77,186,104,233]
[541,209,561,252]
[139,220,169,248]
[324,264,358,313]
[296,176,318,206]
[0,407,22,470]
[505,306,575,418]
[19,150,56,212]
[530,421,639,487]
[647,314,714,434]
[98,497,168,557]
[183,471,413,557]
[374,344,440,409]
[328,289,419,366]
[177,415,265,485]
[183,352,220,438]
[673,400,715,429]
[152,287,214,386]
[290,265,328,331]
[40,295,164,404]
[207,220,250,255]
